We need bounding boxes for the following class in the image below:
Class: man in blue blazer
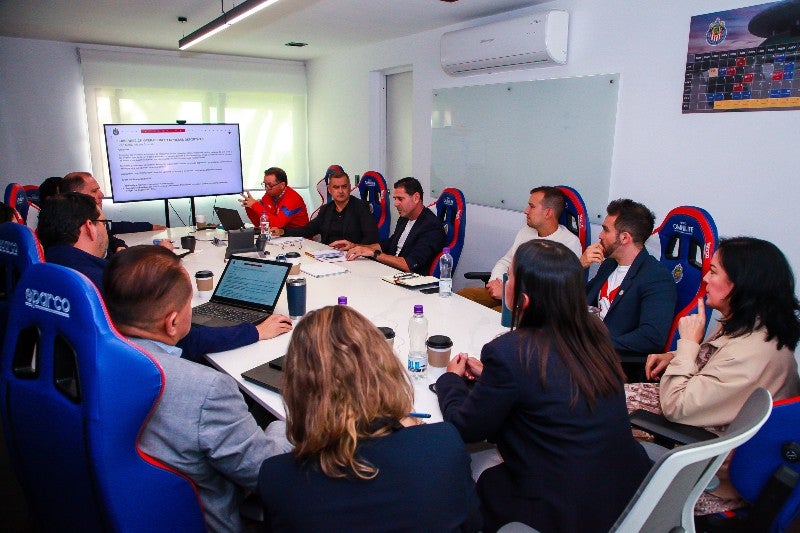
[582,199,676,381]
[333,177,446,275]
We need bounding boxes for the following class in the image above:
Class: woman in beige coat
[627,236,800,513]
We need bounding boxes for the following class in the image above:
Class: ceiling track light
[179,0,282,50]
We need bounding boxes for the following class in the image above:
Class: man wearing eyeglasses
[38,193,293,364]
[239,166,309,230]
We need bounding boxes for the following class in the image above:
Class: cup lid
[195,270,213,279]
[377,326,395,339]
[426,335,453,349]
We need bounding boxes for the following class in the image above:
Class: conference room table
[118,225,509,423]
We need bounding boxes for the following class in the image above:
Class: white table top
[118,226,508,422]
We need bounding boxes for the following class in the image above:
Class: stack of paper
[301,261,348,278]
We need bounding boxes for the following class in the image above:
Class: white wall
[306,0,800,291]
[0,37,92,181]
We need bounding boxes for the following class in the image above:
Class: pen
[408,412,431,418]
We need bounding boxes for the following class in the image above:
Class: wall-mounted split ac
[440,10,569,76]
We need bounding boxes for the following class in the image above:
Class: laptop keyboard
[193,302,267,324]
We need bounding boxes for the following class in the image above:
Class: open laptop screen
[212,256,290,311]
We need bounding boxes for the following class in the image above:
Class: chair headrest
[0,222,44,271]
[4,183,29,223]
[556,185,591,251]
[654,206,718,285]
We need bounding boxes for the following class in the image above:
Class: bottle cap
[443,247,450,253]
[338,296,347,305]
[414,304,423,314]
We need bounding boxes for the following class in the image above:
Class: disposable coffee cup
[195,214,207,229]
[378,326,395,347]
[426,335,453,367]
[180,235,197,253]
[285,251,302,275]
[195,270,214,292]
[286,277,307,319]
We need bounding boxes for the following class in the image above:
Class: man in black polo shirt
[272,171,378,246]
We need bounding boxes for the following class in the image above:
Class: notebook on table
[242,357,285,393]
[191,256,291,328]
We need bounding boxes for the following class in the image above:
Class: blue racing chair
[724,395,800,532]
[0,263,205,531]
[653,206,719,352]
[429,187,466,277]
[0,222,44,348]
[358,170,391,241]
[556,185,591,252]
[4,183,29,224]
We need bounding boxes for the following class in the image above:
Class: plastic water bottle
[438,247,453,298]
[407,304,428,378]
[260,212,270,242]
[338,296,347,305]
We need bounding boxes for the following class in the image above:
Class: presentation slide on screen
[104,124,244,202]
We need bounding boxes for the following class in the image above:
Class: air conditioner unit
[440,10,569,76]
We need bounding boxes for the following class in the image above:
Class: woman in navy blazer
[437,240,651,533]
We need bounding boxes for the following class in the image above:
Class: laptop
[242,357,285,393]
[214,206,248,231]
[191,255,291,328]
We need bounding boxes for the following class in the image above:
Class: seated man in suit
[239,166,309,230]
[458,186,582,311]
[582,198,676,381]
[37,193,292,363]
[331,177,446,275]
[271,170,378,245]
[103,245,290,532]
[61,172,167,255]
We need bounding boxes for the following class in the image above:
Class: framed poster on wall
[684,1,800,113]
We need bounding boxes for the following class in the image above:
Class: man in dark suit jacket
[582,199,676,381]
[332,177,445,274]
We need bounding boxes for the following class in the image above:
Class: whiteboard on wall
[430,74,619,222]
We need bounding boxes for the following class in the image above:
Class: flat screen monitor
[103,123,244,203]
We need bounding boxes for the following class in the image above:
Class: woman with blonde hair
[258,305,480,532]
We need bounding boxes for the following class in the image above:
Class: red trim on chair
[773,395,800,408]
[362,171,388,229]
[653,206,717,262]
[654,206,718,351]
[75,273,206,512]
[557,186,588,250]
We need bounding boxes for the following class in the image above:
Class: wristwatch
[373,249,382,259]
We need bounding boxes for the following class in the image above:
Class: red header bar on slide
[140,128,186,134]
